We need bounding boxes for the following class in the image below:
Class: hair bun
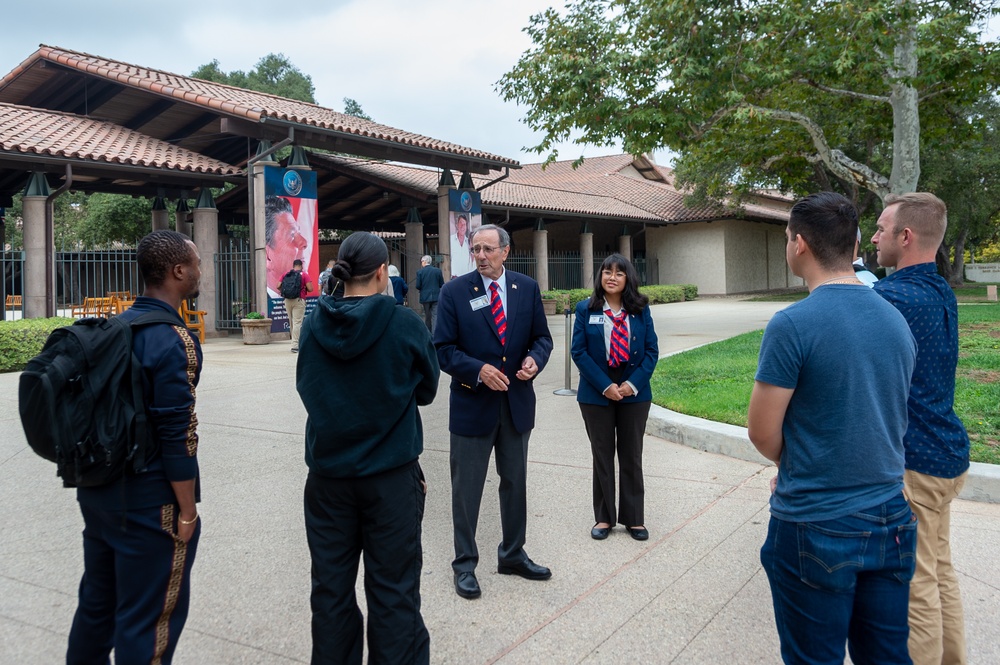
[331,259,353,280]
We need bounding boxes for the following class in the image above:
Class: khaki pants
[285,297,306,350]
[904,469,968,665]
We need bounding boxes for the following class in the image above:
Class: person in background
[296,232,438,664]
[318,259,335,294]
[415,255,443,333]
[748,192,917,664]
[853,228,879,287]
[283,259,313,354]
[388,264,408,306]
[571,254,658,542]
[873,192,971,665]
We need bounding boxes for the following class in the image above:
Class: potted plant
[239,311,272,345]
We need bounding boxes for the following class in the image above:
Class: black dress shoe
[497,558,552,581]
[591,524,610,540]
[627,526,649,541]
[454,572,481,599]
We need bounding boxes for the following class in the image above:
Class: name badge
[470,295,490,311]
[589,314,604,325]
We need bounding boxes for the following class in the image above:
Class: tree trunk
[888,1,921,196]
[949,227,969,286]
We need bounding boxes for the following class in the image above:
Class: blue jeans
[760,493,917,665]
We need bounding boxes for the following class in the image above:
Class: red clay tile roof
[312,153,788,224]
[0,102,243,174]
[0,46,518,168]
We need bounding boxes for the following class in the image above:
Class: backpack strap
[119,310,187,471]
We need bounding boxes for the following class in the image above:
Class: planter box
[542,298,557,315]
[240,318,272,345]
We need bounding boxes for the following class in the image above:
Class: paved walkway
[2,299,998,664]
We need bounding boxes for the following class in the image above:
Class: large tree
[192,53,316,103]
[499,0,1000,202]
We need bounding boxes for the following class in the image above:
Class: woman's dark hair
[586,254,648,314]
[332,232,388,284]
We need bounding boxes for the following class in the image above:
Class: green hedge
[0,318,74,373]
[542,283,697,311]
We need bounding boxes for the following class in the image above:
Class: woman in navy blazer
[571,254,659,541]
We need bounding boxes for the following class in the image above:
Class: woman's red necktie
[606,309,629,367]
[490,282,506,345]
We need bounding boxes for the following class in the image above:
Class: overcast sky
[0,0,649,169]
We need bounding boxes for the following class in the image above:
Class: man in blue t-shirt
[873,192,971,665]
[748,192,917,664]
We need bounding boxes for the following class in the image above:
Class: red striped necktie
[490,281,506,345]
[606,309,629,367]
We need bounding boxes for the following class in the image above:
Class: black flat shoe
[454,571,481,599]
[591,524,610,540]
[627,526,649,541]
[497,558,552,581]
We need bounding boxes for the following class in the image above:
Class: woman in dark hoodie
[296,232,439,665]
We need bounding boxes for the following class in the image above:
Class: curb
[647,404,999,504]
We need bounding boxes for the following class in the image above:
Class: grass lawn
[651,300,1000,465]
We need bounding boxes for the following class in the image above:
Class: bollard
[554,307,577,396]
[988,284,997,302]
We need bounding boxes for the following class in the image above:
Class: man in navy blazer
[434,224,553,600]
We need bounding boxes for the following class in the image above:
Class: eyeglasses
[471,245,502,256]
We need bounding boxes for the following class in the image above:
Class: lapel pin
[512,284,518,290]
[474,287,479,292]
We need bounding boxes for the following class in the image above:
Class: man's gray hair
[472,224,510,248]
[421,255,432,264]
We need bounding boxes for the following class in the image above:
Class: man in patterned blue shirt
[873,192,970,665]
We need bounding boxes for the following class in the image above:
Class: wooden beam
[123,99,176,130]
[68,81,125,116]
[165,112,217,143]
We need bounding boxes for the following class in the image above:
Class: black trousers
[304,462,429,665]
[450,395,530,573]
[579,400,651,527]
[68,502,200,665]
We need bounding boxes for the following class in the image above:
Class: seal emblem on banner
[460,190,473,212]
[283,170,303,197]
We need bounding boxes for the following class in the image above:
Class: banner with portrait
[448,189,482,278]
[263,166,319,333]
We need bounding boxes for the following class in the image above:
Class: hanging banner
[448,189,482,278]
[263,166,319,333]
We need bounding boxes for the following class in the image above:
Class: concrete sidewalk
[2,299,998,664]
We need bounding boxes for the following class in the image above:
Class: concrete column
[580,230,594,289]
[618,231,632,262]
[151,196,169,231]
[533,223,549,292]
[22,195,49,319]
[252,162,269,315]
[193,192,218,336]
[438,170,455,281]
[175,200,192,237]
[405,219,424,314]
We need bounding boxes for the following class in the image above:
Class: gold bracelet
[179,514,199,525]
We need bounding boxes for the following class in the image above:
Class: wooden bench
[4,295,21,310]
[179,300,206,344]
[71,297,116,318]
[114,298,136,314]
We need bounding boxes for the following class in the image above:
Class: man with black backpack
[281,258,313,353]
[66,230,204,664]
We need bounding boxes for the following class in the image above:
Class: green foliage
[191,53,316,103]
[500,0,999,200]
[77,194,152,248]
[542,283,696,309]
[651,302,1000,465]
[244,311,265,320]
[0,318,74,373]
[639,285,684,304]
[343,98,372,121]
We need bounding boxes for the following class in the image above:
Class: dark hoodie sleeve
[412,318,440,406]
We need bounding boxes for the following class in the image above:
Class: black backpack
[280,270,303,299]
[18,311,180,488]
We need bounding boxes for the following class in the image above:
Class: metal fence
[2,250,24,320]
[215,236,252,330]
[505,250,537,280]
[57,249,141,307]
[548,250,582,290]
